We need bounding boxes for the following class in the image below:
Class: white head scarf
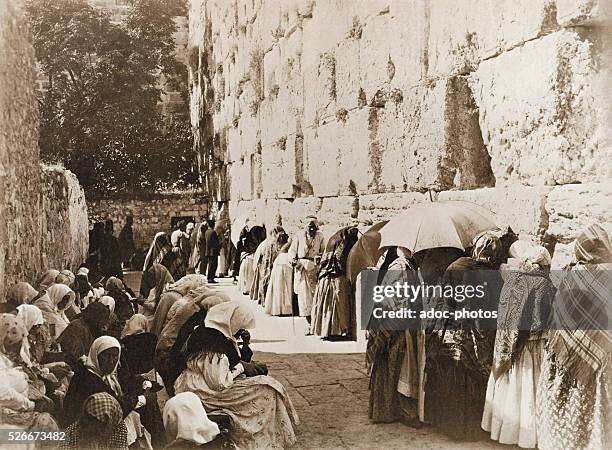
[85,336,122,394]
[167,275,208,296]
[121,314,148,338]
[46,284,75,312]
[163,392,220,446]
[16,305,44,367]
[509,240,552,269]
[16,304,44,332]
[99,296,116,314]
[204,302,255,341]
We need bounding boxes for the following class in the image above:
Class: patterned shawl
[548,225,612,385]
[493,269,555,377]
[365,257,417,372]
[318,226,359,280]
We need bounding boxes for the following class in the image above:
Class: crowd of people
[2,209,608,450]
[365,224,611,450]
[0,219,301,449]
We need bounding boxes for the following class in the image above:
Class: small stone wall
[87,193,210,251]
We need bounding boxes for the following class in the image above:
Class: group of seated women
[0,262,299,449]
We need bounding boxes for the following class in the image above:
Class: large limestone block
[262,198,293,231]
[304,124,339,197]
[471,29,608,185]
[261,137,296,198]
[263,45,281,97]
[545,182,612,243]
[335,108,371,196]
[228,158,252,201]
[438,186,552,240]
[359,14,392,104]
[259,96,288,147]
[318,196,359,238]
[357,192,428,225]
[370,77,494,193]
[335,37,361,110]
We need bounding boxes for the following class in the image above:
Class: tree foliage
[26,0,197,195]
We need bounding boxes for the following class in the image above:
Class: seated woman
[140,264,174,327]
[150,274,208,336]
[2,282,40,314]
[155,291,230,396]
[60,392,129,450]
[105,278,136,322]
[163,392,221,448]
[57,302,111,368]
[0,314,58,435]
[33,283,75,340]
[175,302,299,449]
[16,305,72,406]
[62,336,164,447]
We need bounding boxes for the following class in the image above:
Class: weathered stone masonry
[188,0,612,268]
[0,1,88,299]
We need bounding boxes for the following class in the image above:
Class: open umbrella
[378,200,503,253]
[346,221,388,285]
[230,211,254,246]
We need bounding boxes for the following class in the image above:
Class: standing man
[101,219,123,279]
[289,218,324,333]
[203,219,220,283]
[118,215,136,269]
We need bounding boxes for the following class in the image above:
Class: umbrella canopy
[346,221,388,285]
[230,211,254,246]
[378,200,502,254]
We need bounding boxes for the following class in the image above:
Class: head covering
[6,282,39,305]
[471,231,502,265]
[81,302,111,333]
[186,222,195,233]
[82,392,123,431]
[121,314,148,338]
[56,270,76,286]
[36,269,60,291]
[105,277,125,292]
[143,232,170,272]
[146,264,174,308]
[167,274,208,296]
[574,224,612,264]
[509,240,552,269]
[319,226,359,279]
[0,313,27,353]
[76,267,90,277]
[46,284,76,311]
[204,302,255,339]
[85,336,122,394]
[99,296,116,314]
[163,392,220,446]
[16,305,44,332]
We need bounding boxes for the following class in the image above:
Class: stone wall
[188,0,612,266]
[40,166,90,272]
[0,1,89,299]
[87,193,209,250]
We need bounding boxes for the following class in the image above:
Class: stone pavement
[124,273,505,449]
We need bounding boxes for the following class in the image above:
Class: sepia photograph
[0,0,610,449]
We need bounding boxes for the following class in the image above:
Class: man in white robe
[288,219,324,332]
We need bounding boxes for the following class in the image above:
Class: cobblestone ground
[124,272,505,449]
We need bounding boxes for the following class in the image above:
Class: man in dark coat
[101,220,123,279]
[203,220,220,283]
[118,215,136,269]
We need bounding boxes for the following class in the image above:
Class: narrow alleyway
[124,273,504,449]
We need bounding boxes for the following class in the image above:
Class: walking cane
[291,273,296,336]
